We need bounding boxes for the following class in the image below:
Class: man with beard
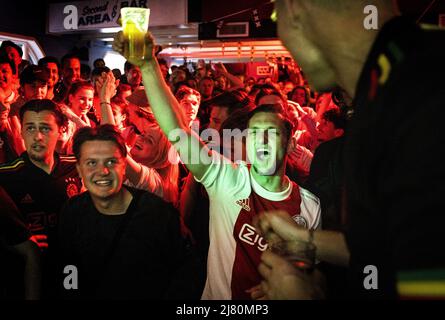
[38,56,60,101]
[0,99,82,298]
[53,54,81,103]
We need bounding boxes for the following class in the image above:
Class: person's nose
[34,130,44,141]
[98,163,110,175]
[256,130,268,145]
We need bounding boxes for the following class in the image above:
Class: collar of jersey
[249,170,292,201]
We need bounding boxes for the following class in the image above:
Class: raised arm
[112,32,212,180]
[213,62,244,91]
[97,71,118,126]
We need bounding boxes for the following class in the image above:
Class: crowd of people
[1,0,444,301]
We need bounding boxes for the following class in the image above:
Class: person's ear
[68,94,74,105]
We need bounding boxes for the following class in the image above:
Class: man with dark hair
[57,124,199,299]
[254,0,445,300]
[0,99,81,298]
[207,89,254,132]
[19,65,50,101]
[0,40,25,76]
[112,32,321,300]
[53,54,81,103]
[120,61,142,91]
[38,56,60,100]
[8,66,51,130]
[93,58,106,69]
[316,108,346,145]
[179,91,255,289]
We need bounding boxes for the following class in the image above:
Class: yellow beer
[121,8,150,59]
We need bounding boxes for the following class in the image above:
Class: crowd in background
[1,35,350,299]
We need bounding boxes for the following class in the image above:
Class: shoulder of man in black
[57,154,79,173]
[344,17,445,299]
[127,186,180,221]
[0,156,27,193]
[0,156,26,175]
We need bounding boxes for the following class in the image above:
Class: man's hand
[246,284,268,300]
[212,62,228,76]
[257,250,324,300]
[254,210,309,244]
[96,71,118,102]
[112,31,156,67]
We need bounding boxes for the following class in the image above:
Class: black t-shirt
[344,17,445,299]
[57,187,199,299]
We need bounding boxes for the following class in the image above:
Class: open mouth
[94,179,112,187]
[256,148,270,160]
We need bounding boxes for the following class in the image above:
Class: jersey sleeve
[194,151,249,200]
[299,186,322,230]
[133,163,164,199]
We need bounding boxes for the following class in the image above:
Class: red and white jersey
[197,153,321,300]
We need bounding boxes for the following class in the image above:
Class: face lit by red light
[62,58,81,85]
[0,63,14,90]
[76,140,126,200]
[44,62,59,88]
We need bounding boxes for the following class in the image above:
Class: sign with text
[256,65,272,76]
[47,0,187,33]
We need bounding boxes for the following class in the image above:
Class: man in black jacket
[58,125,199,299]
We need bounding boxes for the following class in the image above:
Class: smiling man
[57,124,198,299]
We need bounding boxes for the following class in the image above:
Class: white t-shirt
[196,152,321,300]
[124,163,163,199]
